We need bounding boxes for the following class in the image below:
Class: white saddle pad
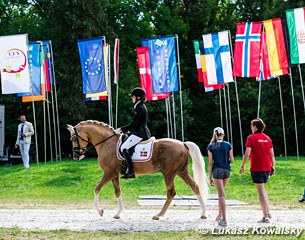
[116,136,155,162]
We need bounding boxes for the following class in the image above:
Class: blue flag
[18,42,42,96]
[77,38,106,94]
[142,36,178,93]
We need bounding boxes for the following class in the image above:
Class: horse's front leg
[112,176,124,219]
[153,174,176,220]
[94,174,112,217]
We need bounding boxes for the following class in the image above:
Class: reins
[72,126,116,155]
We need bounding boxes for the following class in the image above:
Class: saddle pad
[116,136,155,162]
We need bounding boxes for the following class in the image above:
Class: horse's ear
[66,124,74,135]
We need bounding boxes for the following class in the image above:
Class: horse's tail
[184,141,209,203]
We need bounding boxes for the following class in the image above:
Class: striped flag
[193,40,205,83]
[286,7,305,64]
[113,38,119,84]
[233,22,262,78]
[136,47,170,101]
[193,40,223,92]
[202,30,234,85]
[259,18,289,80]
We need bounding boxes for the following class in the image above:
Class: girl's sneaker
[218,219,227,227]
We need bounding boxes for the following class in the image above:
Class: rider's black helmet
[131,87,146,98]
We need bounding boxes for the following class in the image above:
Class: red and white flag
[233,22,262,78]
[113,38,119,84]
[136,47,170,101]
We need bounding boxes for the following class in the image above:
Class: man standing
[15,115,34,169]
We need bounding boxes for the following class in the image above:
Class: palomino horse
[67,120,209,220]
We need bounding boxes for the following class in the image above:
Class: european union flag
[142,36,178,94]
[77,38,106,94]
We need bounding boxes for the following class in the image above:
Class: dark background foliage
[0,0,304,160]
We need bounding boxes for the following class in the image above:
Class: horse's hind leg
[112,177,124,219]
[94,175,112,217]
[177,170,207,219]
[153,175,176,220]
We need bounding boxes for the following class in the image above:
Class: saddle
[116,135,155,162]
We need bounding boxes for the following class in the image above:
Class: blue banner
[142,36,178,93]
[18,42,42,96]
[77,38,106,94]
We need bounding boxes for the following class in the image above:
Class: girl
[115,87,151,179]
[208,127,234,227]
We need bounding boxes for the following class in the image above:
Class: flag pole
[114,38,120,129]
[219,89,223,128]
[168,97,174,138]
[47,44,58,161]
[43,92,47,163]
[49,41,61,160]
[31,100,39,164]
[257,80,262,118]
[228,30,244,155]
[289,67,299,160]
[108,43,113,126]
[226,84,233,147]
[298,64,305,112]
[171,93,177,139]
[277,77,287,158]
[223,88,229,142]
[165,98,170,138]
[42,43,54,162]
[175,34,184,141]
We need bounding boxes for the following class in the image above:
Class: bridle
[71,126,115,157]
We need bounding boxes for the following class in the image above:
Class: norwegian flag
[136,47,170,101]
[233,22,262,78]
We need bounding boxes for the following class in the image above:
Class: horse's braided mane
[76,120,115,132]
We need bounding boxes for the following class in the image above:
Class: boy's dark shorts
[251,171,271,184]
[212,168,230,179]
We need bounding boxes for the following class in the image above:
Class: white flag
[0,34,30,94]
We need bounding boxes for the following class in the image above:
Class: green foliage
[0,0,304,158]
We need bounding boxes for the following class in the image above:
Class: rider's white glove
[114,128,122,134]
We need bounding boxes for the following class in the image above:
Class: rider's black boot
[121,149,135,179]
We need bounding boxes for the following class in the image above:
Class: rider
[115,87,151,179]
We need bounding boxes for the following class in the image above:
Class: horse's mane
[76,120,115,132]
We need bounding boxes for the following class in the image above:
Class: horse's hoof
[113,215,120,219]
[201,215,207,219]
[152,215,160,220]
[98,209,104,217]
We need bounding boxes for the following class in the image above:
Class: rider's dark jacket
[121,100,151,140]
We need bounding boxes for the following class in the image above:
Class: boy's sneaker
[218,219,227,227]
[268,213,272,219]
[258,217,270,223]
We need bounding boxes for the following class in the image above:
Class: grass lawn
[0,156,304,239]
[0,156,304,207]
